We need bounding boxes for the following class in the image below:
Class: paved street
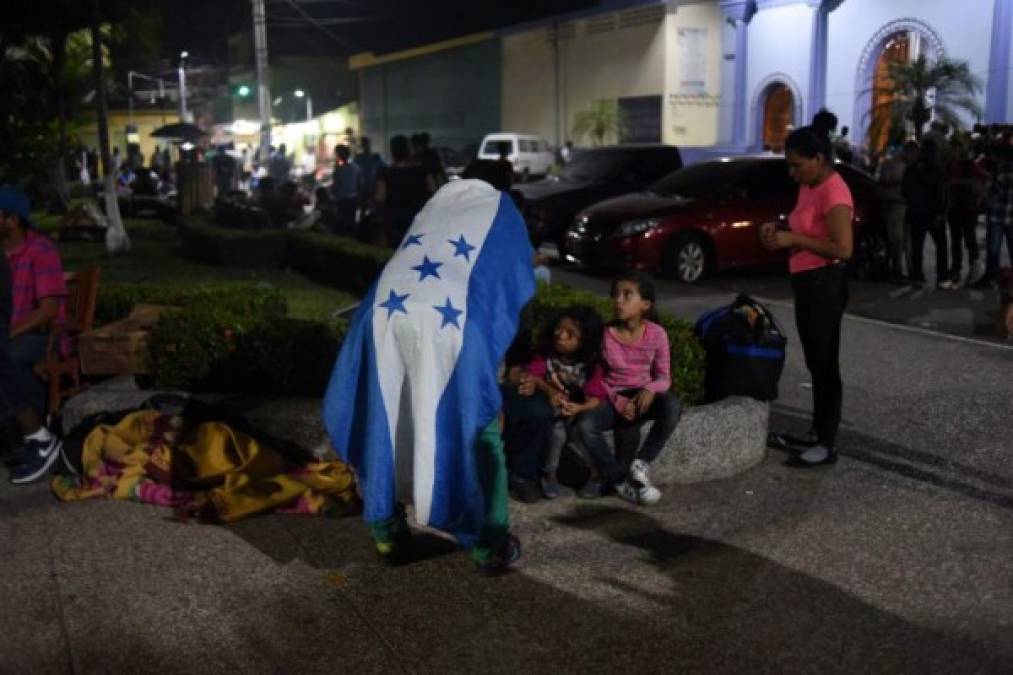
[2,260,1012,674]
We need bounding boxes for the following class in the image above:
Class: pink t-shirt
[787,171,854,274]
[601,321,671,412]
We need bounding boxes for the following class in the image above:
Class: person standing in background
[903,139,950,288]
[876,143,912,281]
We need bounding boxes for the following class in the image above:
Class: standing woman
[761,126,853,467]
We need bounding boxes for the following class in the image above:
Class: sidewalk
[2,442,1011,674]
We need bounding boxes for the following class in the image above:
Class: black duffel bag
[695,294,787,403]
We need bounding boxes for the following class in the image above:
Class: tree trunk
[51,31,71,213]
[911,95,930,142]
[91,0,130,255]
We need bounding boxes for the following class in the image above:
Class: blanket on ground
[52,410,360,522]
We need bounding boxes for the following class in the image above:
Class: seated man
[0,185,65,484]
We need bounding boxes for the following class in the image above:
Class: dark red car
[564,156,886,283]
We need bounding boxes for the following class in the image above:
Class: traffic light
[236,85,251,97]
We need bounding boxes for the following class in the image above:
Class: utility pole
[252,0,273,160]
[178,51,189,121]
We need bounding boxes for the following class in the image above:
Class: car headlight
[573,214,589,234]
[611,218,659,239]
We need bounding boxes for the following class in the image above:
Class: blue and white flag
[322,179,535,545]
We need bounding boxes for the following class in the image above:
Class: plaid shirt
[6,229,68,351]
[988,160,1013,229]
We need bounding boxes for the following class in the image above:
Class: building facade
[349,0,1013,159]
[720,0,1013,155]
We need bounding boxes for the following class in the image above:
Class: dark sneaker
[375,532,414,567]
[577,479,604,499]
[10,434,63,485]
[509,476,542,504]
[474,534,522,577]
[539,473,561,499]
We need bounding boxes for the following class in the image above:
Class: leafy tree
[869,53,982,144]
[572,99,625,147]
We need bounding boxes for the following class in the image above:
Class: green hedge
[528,282,705,406]
[288,233,391,295]
[146,307,345,395]
[178,222,289,269]
[96,281,288,326]
[177,223,392,294]
[133,228,707,403]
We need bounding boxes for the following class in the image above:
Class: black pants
[947,209,979,278]
[575,391,682,484]
[792,263,847,450]
[500,386,554,482]
[910,214,947,282]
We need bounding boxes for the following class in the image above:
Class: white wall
[664,1,724,146]
[745,3,814,146]
[560,13,668,144]
[501,30,558,143]
[502,12,667,147]
[826,0,994,141]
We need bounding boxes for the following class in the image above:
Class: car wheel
[663,233,709,284]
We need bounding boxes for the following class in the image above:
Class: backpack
[695,294,787,403]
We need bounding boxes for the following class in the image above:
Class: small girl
[501,305,606,501]
[576,271,682,505]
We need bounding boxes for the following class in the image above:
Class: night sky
[165,0,598,63]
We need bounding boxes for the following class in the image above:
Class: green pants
[368,418,510,563]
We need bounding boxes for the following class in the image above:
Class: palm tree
[869,53,982,144]
[572,99,625,146]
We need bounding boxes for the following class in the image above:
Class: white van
[477,133,555,180]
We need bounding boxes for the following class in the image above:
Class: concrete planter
[62,379,767,485]
[651,396,768,484]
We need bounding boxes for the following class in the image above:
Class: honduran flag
[322,179,535,546]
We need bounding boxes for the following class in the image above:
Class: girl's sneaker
[615,478,661,506]
[539,472,561,499]
[628,459,652,488]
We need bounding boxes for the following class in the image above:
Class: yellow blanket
[52,410,360,522]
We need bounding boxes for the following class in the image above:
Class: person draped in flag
[322,179,536,575]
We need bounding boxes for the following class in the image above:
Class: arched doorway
[761,84,794,152]
[869,33,922,151]
[856,19,945,153]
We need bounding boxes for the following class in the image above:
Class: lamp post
[294,89,313,122]
[178,50,189,121]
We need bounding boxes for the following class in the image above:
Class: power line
[277,0,356,49]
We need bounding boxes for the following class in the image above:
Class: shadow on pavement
[208,498,1008,672]
[771,407,1013,511]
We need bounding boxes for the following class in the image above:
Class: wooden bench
[33,266,101,418]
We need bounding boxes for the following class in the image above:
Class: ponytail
[785,126,833,164]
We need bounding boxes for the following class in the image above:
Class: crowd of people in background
[811,108,1013,290]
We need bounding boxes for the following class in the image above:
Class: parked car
[564,155,887,283]
[477,133,555,181]
[515,144,683,248]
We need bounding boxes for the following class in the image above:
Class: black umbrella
[150,122,206,142]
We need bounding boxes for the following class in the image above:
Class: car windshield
[647,161,750,199]
[560,149,638,182]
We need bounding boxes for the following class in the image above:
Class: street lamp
[178,50,189,121]
[294,89,313,122]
